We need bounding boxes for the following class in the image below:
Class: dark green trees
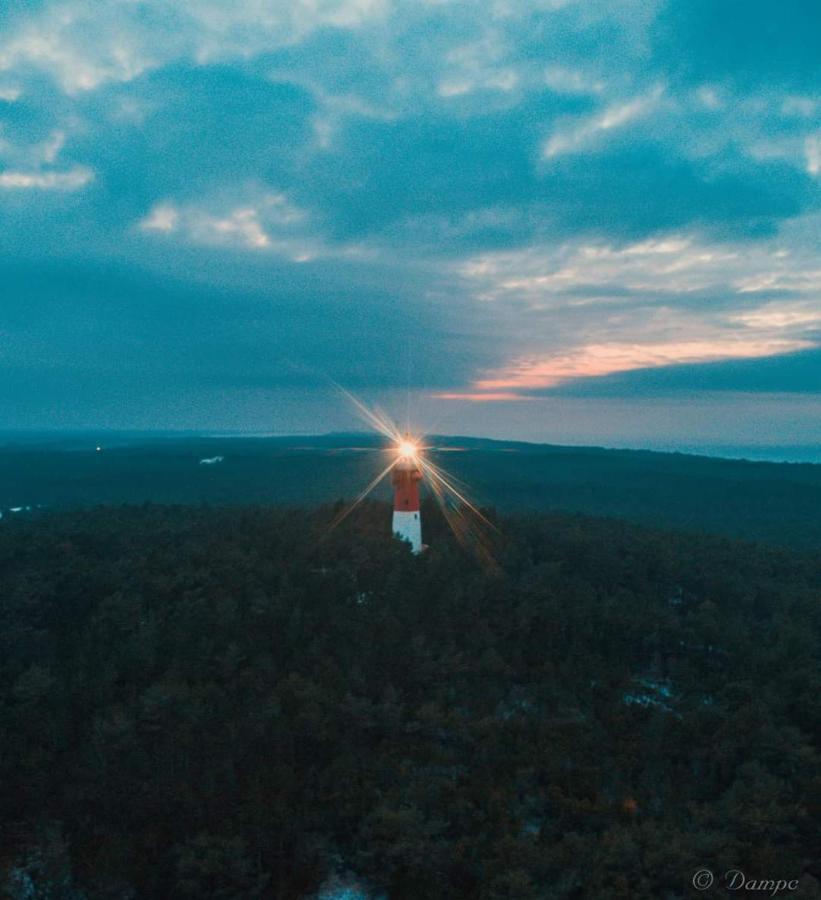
[1,503,819,898]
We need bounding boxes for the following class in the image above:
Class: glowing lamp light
[397,439,419,460]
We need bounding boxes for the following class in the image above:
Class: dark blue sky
[0,0,819,449]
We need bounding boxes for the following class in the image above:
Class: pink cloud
[444,338,815,399]
[431,391,532,402]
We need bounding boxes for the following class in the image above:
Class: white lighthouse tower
[392,441,423,553]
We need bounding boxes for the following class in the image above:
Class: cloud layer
[0,0,818,442]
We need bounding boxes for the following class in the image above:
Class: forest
[1,500,820,898]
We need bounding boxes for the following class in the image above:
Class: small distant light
[96,446,102,452]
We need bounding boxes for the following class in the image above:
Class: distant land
[3,430,821,463]
[2,430,821,551]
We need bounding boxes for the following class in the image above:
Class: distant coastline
[1,429,819,465]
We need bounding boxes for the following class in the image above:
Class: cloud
[2,4,816,249]
[186,206,272,251]
[806,135,821,177]
[0,0,818,438]
[542,87,663,158]
[140,201,274,251]
[137,191,364,261]
[437,36,520,98]
[140,203,179,233]
[447,224,821,398]
[301,108,815,251]
[0,166,93,190]
[0,0,388,94]
[549,347,821,397]
[469,337,814,395]
[781,96,818,119]
[458,229,821,300]
[543,65,605,96]
[0,113,95,196]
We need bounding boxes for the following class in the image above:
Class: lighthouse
[392,439,423,553]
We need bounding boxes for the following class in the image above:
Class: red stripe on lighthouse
[392,464,421,512]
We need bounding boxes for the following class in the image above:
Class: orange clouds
[443,338,815,399]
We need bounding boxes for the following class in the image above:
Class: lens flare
[397,439,419,460]
[326,382,497,568]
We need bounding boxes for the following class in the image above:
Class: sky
[0,0,819,452]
